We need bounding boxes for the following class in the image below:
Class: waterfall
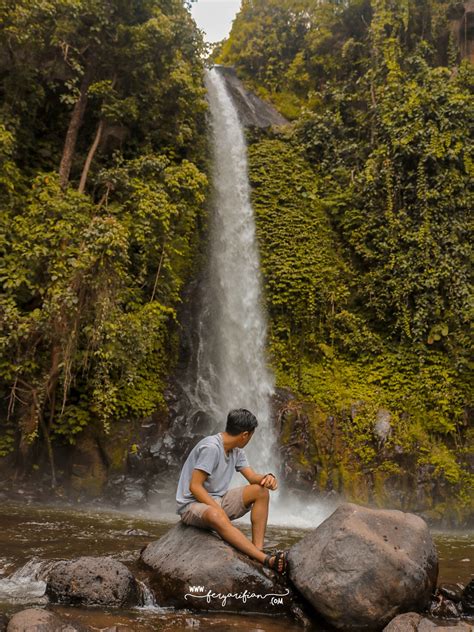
[184,67,336,527]
[188,67,276,473]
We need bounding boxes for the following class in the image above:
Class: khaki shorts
[180,485,251,529]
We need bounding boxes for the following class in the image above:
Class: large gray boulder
[288,503,438,631]
[141,522,294,615]
[46,557,138,607]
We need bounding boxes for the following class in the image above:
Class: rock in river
[141,522,294,615]
[7,607,87,631]
[46,557,138,607]
[462,579,474,615]
[383,612,473,631]
[288,503,438,631]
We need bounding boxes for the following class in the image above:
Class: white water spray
[0,557,52,604]
[189,67,276,473]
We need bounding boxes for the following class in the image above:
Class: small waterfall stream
[0,557,52,604]
[187,67,276,474]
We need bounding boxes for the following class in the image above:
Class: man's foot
[263,550,289,575]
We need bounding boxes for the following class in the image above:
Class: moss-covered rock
[276,389,472,527]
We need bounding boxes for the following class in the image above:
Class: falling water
[0,558,51,604]
[188,67,276,473]
[186,68,335,526]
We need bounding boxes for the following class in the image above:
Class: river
[0,502,472,631]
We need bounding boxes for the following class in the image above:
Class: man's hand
[259,473,278,490]
[239,467,278,489]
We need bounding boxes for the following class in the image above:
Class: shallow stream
[0,503,472,631]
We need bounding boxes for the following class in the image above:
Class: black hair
[225,408,258,436]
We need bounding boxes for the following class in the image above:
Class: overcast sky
[190,0,241,42]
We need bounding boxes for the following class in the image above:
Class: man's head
[225,409,258,446]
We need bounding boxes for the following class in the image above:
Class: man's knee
[248,483,270,500]
[202,506,231,528]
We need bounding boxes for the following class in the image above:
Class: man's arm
[189,469,223,510]
[238,466,278,490]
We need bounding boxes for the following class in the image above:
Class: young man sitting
[175,408,288,574]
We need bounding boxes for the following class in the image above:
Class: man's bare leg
[202,505,267,563]
[242,484,269,550]
[201,486,285,571]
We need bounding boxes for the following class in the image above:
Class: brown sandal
[263,550,289,575]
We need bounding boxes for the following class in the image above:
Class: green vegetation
[0,0,471,518]
[225,1,473,518]
[0,0,207,482]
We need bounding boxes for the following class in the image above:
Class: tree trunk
[78,75,117,194]
[78,118,105,194]
[59,70,92,190]
[150,243,166,302]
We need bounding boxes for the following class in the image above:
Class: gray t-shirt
[176,433,249,515]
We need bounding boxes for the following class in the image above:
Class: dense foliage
[223,0,473,515]
[0,0,471,517]
[0,0,207,480]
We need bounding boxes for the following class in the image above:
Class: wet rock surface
[417,623,473,631]
[383,612,474,631]
[462,580,474,614]
[383,613,423,631]
[104,474,143,508]
[6,608,87,631]
[439,584,465,603]
[215,66,288,128]
[429,591,463,618]
[46,557,138,607]
[0,614,7,631]
[141,522,295,615]
[288,503,438,631]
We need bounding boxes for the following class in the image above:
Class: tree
[0,0,208,480]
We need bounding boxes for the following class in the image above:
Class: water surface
[0,503,472,631]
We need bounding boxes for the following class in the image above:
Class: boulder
[69,434,107,497]
[438,584,465,603]
[288,503,438,631]
[46,557,138,607]
[429,593,461,618]
[461,580,474,614]
[141,523,294,615]
[384,613,474,631]
[6,608,84,631]
[383,613,423,631]
[7,609,57,632]
[417,622,473,632]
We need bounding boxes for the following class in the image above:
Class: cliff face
[214,66,288,128]
[450,1,474,63]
